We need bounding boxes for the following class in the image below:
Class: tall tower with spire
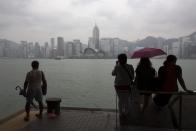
[92,24,100,50]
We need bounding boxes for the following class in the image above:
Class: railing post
[179,92,182,131]
[116,93,118,131]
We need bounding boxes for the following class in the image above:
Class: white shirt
[26,70,42,90]
[112,64,134,86]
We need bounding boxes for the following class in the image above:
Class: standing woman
[112,54,134,125]
[135,57,156,112]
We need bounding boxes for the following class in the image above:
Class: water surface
[0,59,195,119]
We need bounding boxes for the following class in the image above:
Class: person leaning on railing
[153,55,193,107]
[112,53,134,125]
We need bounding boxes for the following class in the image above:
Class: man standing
[154,55,192,107]
[24,60,47,121]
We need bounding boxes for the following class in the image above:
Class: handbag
[121,65,139,100]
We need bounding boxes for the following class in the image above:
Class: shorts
[26,88,43,103]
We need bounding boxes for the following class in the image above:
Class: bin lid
[46,97,61,102]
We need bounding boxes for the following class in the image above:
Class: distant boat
[54,56,64,60]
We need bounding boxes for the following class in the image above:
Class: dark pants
[153,94,172,107]
[116,89,131,115]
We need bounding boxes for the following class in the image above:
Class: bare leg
[38,101,43,115]
[168,95,179,128]
[31,101,38,109]
[35,101,43,119]
[141,95,150,112]
[24,102,30,121]
[169,95,179,107]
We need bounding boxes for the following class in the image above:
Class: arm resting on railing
[177,75,193,93]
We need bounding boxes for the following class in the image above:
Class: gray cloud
[0,0,30,15]
[0,0,196,43]
[71,0,100,6]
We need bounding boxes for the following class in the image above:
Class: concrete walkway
[1,95,196,131]
[21,95,196,131]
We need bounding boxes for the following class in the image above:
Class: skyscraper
[21,41,28,58]
[88,37,94,49]
[44,42,50,58]
[57,37,64,57]
[51,38,55,50]
[66,42,73,57]
[73,39,82,57]
[93,24,100,50]
[34,42,41,58]
[50,38,55,58]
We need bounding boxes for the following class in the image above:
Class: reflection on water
[0,59,195,119]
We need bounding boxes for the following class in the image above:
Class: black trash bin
[46,98,61,115]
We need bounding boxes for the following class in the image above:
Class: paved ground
[0,111,38,131]
[21,95,196,131]
[20,108,195,131]
[1,95,196,131]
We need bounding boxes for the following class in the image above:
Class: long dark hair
[136,57,152,71]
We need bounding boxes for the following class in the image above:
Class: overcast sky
[0,0,196,44]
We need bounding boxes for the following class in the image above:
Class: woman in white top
[112,54,134,125]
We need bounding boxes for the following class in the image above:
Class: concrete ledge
[60,106,116,112]
[0,107,116,125]
[0,109,24,124]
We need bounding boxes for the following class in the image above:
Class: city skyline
[1,28,196,59]
[0,0,196,44]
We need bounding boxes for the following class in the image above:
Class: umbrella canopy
[131,48,166,58]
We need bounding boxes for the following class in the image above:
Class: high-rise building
[73,39,82,57]
[44,42,50,58]
[88,24,100,51]
[66,42,73,57]
[172,41,180,57]
[28,42,34,58]
[34,42,41,58]
[51,38,55,50]
[93,24,100,50]
[88,37,94,49]
[113,38,120,57]
[21,41,28,58]
[100,38,114,57]
[57,37,64,57]
[100,38,112,53]
[50,38,55,58]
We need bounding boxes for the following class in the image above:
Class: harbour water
[0,59,195,120]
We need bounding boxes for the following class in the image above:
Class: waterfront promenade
[0,94,196,131]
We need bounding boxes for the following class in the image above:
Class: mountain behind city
[0,31,196,59]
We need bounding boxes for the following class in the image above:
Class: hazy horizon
[0,0,196,44]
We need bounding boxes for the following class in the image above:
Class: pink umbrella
[131,48,166,58]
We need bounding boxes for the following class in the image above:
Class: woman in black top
[135,57,156,112]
